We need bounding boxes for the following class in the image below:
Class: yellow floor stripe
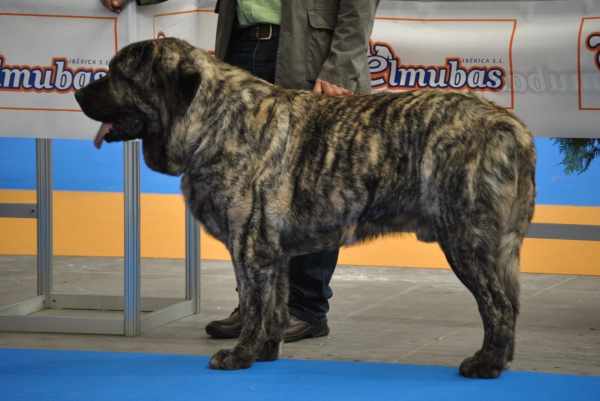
[1,189,599,276]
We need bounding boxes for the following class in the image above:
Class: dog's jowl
[75,38,536,378]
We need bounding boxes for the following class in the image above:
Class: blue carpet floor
[0,349,598,400]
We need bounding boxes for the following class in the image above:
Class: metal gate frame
[0,139,201,336]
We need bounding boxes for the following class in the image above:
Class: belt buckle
[257,24,273,41]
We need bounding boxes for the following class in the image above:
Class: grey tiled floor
[0,256,598,376]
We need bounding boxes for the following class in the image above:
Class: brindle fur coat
[75,38,536,378]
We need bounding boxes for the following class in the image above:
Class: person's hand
[101,0,129,14]
[313,78,354,96]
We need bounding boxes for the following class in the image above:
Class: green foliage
[552,138,600,175]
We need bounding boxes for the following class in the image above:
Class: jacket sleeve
[136,0,167,5]
[318,0,379,92]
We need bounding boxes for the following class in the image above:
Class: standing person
[101,0,379,343]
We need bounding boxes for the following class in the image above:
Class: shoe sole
[205,326,241,339]
[205,324,330,343]
[284,325,330,343]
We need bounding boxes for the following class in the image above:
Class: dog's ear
[177,62,201,114]
[153,39,201,116]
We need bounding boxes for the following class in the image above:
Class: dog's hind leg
[428,185,522,380]
[421,119,534,378]
[436,222,516,379]
[495,148,536,368]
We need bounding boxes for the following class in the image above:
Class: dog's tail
[496,119,536,313]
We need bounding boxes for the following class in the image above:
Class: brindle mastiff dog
[75,38,536,378]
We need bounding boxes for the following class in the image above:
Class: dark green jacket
[137,0,379,94]
[215,0,379,94]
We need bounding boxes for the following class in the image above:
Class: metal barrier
[0,139,201,336]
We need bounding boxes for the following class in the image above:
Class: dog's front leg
[209,257,289,370]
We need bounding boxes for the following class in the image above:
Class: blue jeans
[224,32,339,325]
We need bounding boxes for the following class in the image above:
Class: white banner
[374,1,600,138]
[0,0,599,139]
[0,0,210,140]
[135,0,217,49]
[0,2,123,140]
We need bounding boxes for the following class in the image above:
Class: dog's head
[75,38,201,164]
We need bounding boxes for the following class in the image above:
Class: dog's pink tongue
[94,122,113,149]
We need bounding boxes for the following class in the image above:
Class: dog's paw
[459,354,503,379]
[209,349,254,370]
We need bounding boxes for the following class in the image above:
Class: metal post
[185,207,201,313]
[124,140,141,336]
[36,138,53,309]
[121,1,140,337]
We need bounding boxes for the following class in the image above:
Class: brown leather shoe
[205,308,330,343]
[205,307,242,339]
[284,315,330,343]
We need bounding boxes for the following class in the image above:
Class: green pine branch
[552,138,600,175]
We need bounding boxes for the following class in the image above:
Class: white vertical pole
[124,140,141,336]
[185,208,201,313]
[122,2,140,337]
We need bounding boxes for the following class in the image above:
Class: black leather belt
[240,23,280,40]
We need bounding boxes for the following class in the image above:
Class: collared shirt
[236,0,282,27]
